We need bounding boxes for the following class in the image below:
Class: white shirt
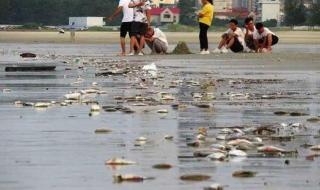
[225,27,245,47]
[253,27,275,40]
[130,0,151,23]
[153,28,168,47]
[243,26,256,36]
[119,0,134,22]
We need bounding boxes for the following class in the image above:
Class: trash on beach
[207,152,226,161]
[113,174,154,183]
[228,149,248,157]
[164,135,174,140]
[94,128,112,134]
[64,92,81,100]
[204,183,224,190]
[152,164,172,169]
[257,146,286,153]
[310,145,320,151]
[306,117,320,123]
[34,102,51,108]
[136,136,148,142]
[157,109,168,114]
[232,170,257,178]
[180,174,211,181]
[171,41,192,54]
[105,158,136,165]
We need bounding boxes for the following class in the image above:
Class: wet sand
[1,31,320,44]
[0,43,320,190]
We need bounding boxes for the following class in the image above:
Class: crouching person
[145,27,168,54]
[253,22,279,53]
[212,19,245,53]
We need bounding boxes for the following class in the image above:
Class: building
[152,0,177,7]
[257,0,281,22]
[214,0,233,12]
[150,7,180,25]
[68,17,105,28]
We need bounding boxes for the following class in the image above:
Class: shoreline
[1,31,320,44]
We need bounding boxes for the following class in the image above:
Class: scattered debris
[232,170,257,178]
[152,164,172,169]
[105,158,136,165]
[180,174,211,181]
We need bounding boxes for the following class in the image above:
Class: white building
[257,0,281,22]
[214,0,233,12]
[69,17,105,28]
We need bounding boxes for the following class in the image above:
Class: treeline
[0,0,119,25]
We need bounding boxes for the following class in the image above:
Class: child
[197,0,214,55]
[253,22,279,53]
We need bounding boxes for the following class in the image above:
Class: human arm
[108,6,122,21]
[129,0,146,8]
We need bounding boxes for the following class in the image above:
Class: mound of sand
[171,41,192,54]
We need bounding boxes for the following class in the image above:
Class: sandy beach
[1,31,320,44]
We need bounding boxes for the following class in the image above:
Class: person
[253,22,279,53]
[197,0,214,55]
[145,27,168,54]
[243,17,256,52]
[213,19,245,53]
[129,0,152,56]
[108,0,134,56]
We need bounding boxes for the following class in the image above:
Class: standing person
[108,0,134,56]
[145,27,168,54]
[253,23,279,53]
[212,19,245,53]
[243,17,257,52]
[129,0,152,56]
[197,0,214,55]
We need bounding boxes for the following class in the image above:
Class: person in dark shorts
[212,19,245,53]
[129,0,151,56]
[253,22,279,53]
[243,17,257,51]
[108,0,134,56]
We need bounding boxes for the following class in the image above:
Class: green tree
[178,0,198,26]
[284,0,306,27]
[308,4,320,26]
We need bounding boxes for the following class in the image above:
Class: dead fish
[257,146,285,153]
[64,92,81,100]
[113,174,154,183]
[232,170,257,177]
[105,158,136,165]
[136,137,147,142]
[274,111,288,116]
[34,102,51,108]
[180,174,211,181]
[290,112,309,117]
[197,134,206,141]
[227,139,253,147]
[81,89,99,94]
[307,117,320,123]
[90,104,100,112]
[2,88,11,93]
[161,95,175,101]
[310,145,320,151]
[94,128,112,134]
[157,109,168,114]
[164,135,174,140]
[207,152,226,161]
[152,164,172,169]
[204,183,224,190]
[228,149,247,157]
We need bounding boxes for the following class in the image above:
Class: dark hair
[244,17,253,25]
[229,19,238,25]
[255,22,264,30]
[208,0,213,4]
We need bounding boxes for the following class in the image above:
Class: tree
[308,4,320,26]
[178,0,198,26]
[284,0,306,27]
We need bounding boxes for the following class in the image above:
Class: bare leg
[138,36,145,54]
[226,37,235,49]
[120,37,126,56]
[266,34,272,51]
[130,36,139,54]
[218,36,228,49]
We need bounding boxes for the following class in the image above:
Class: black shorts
[131,22,148,37]
[258,34,279,46]
[245,36,256,50]
[230,37,244,53]
[120,22,132,38]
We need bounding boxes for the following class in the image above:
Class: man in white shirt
[145,27,168,54]
[243,17,257,51]
[108,0,134,56]
[253,22,279,53]
[213,19,245,53]
[129,0,152,56]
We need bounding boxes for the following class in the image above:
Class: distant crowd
[108,0,279,56]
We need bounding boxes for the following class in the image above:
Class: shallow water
[0,43,320,190]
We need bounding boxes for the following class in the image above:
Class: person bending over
[145,27,168,54]
[253,22,279,53]
[243,17,257,52]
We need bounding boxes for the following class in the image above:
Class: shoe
[220,47,228,54]
[128,52,135,56]
[212,48,221,54]
[199,50,210,55]
[138,52,144,56]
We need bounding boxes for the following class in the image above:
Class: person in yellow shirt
[198,0,214,54]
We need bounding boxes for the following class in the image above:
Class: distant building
[150,7,180,25]
[68,17,105,28]
[257,0,281,22]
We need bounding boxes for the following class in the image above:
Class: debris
[310,145,320,151]
[113,174,154,183]
[164,135,174,140]
[152,164,172,169]
[257,146,286,153]
[90,104,100,112]
[34,102,51,108]
[95,128,112,134]
[105,158,136,165]
[171,41,192,54]
[207,152,226,161]
[2,88,11,93]
[204,183,224,190]
[136,137,148,142]
[228,149,247,157]
[157,109,168,114]
[64,92,81,100]
[142,63,158,78]
[20,53,36,58]
[180,174,211,181]
[307,117,320,123]
[232,170,257,178]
